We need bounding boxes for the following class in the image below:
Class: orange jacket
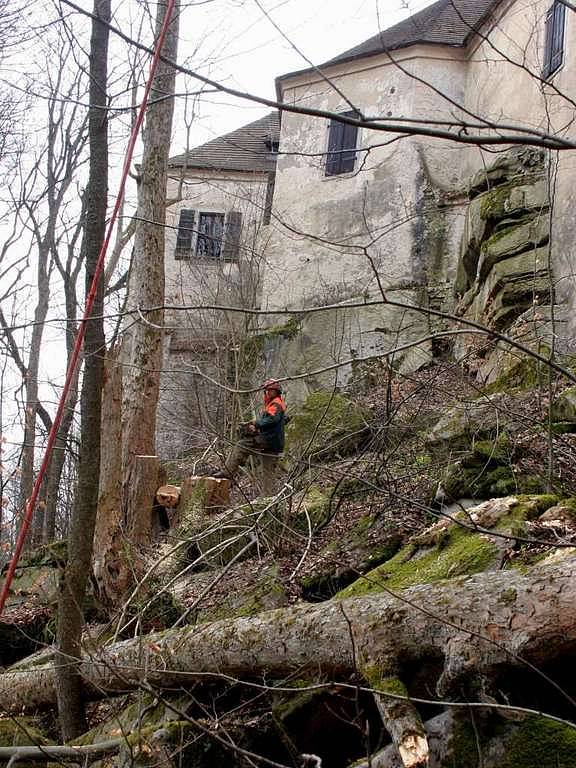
[256,394,286,452]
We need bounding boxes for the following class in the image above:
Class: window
[325,110,360,176]
[543,1,566,78]
[196,212,225,258]
[174,208,242,261]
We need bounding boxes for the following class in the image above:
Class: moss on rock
[287,391,368,459]
[500,716,576,768]
[550,385,576,424]
[482,354,549,395]
[21,540,68,568]
[296,486,331,531]
[480,183,516,221]
[272,680,322,723]
[71,694,190,748]
[441,460,548,501]
[0,718,51,748]
[337,524,498,598]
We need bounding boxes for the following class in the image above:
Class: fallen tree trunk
[1,558,574,735]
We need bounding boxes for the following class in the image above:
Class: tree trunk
[94,1,180,606]
[43,221,85,542]
[19,245,50,550]
[55,0,110,740]
[42,369,79,542]
[121,0,180,546]
[126,454,162,545]
[92,349,127,605]
[4,556,575,750]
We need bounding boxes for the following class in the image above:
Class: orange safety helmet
[262,378,283,393]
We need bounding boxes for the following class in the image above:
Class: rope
[0,0,177,617]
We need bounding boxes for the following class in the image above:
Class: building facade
[162,0,575,452]
[158,113,279,457]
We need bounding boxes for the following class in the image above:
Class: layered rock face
[455,148,550,330]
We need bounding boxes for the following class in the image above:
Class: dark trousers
[224,436,283,495]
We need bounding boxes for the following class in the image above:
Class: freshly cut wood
[156,484,180,508]
[193,476,231,511]
[156,476,231,516]
[1,556,574,767]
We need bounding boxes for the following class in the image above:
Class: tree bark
[19,242,50,549]
[55,0,110,740]
[92,349,127,605]
[121,0,180,544]
[4,557,575,721]
[43,202,86,542]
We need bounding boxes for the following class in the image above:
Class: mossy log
[0,558,575,766]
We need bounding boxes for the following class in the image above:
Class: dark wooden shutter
[326,120,345,176]
[175,209,195,259]
[340,120,359,173]
[222,211,242,261]
[543,2,565,78]
[325,110,360,176]
[263,171,275,225]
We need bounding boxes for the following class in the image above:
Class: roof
[168,112,280,173]
[278,0,501,82]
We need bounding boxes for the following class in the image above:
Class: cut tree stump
[156,476,230,517]
[155,484,180,508]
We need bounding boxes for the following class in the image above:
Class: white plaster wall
[262,46,469,313]
[165,170,269,335]
[158,169,270,457]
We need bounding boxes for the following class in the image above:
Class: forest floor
[3,357,576,767]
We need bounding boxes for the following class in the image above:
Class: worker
[218,378,287,495]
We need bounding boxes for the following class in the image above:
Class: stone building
[162,0,575,451]
[157,113,279,456]
[260,0,574,399]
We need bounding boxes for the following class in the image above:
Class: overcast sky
[169,0,435,150]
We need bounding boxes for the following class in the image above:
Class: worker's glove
[238,421,257,437]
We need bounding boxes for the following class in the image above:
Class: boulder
[426,395,509,447]
[550,385,576,423]
[287,390,369,460]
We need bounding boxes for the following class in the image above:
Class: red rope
[0,0,176,617]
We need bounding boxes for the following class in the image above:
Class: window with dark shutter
[543,1,566,78]
[196,212,225,258]
[175,209,195,259]
[325,110,360,176]
[222,211,243,261]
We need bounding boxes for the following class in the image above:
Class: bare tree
[54,0,110,739]
[94,0,180,604]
